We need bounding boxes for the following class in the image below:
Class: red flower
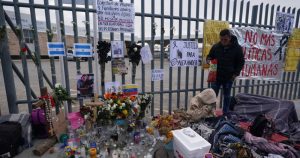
[21,47,27,53]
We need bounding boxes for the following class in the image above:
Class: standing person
[207,29,245,113]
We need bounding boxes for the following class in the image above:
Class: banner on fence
[285,29,300,71]
[151,69,164,81]
[169,40,199,67]
[231,27,285,80]
[97,0,135,33]
[275,12,295,34]
[73,43,93,57]
[47,42,65,56]
[203,20,229,67]
[77,74,94,98]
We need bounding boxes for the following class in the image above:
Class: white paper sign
[151,69,164,81]
[111,41,124,58]
[141,45,153,64]
[231,27,285,80]
[105,81,121,93]
[97,0,135,33]
[275,12,295,34]
[169,40,199,67]
[73,43,93,57]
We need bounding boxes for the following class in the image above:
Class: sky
[3,0,300,40]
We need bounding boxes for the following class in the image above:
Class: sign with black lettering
[97,0,135,33]
[169,40,199,67]
[151,69,164,81]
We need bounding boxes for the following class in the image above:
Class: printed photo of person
[77,74,94,98]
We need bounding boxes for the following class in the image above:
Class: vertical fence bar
[255,3,263,95]
[269,4,275,97]
[141,0,145,94]
[293,9,300,99]
[261,4,269,96]
[287,8,296,100]
[29,0,45,95]
[232,0,237,97]
[201,0,207,91]
[72,0,81,75]
[0,2,18,113]
[251,5,258,95]
[280,7,287,99]
[184,0,191,110]
[237,0,244,94]
[85,0,92,73]
[119,0,125,85]
[44,0,57,86]
[192,0,200,97]
[159,0,164,114]
[13,0,32,112]
[226,0,230,21]
[284,8,292,99]
[177,0,183,109]
[150,0,155,115]
[212,0,215,19]
[58,0,72,112]
[244,1,251,94]
[275,6,281,98]
[168,0,174,114]
[219,0,223,20]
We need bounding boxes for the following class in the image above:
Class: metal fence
[0,0,299,116]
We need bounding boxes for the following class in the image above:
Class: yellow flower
[122,109,128,116]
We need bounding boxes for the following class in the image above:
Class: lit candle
[89,148,97,158]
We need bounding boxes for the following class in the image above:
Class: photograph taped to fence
[111,41,125,58]
[77,74,94,98]
[169,40,199,67]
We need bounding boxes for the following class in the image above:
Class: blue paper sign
[47,42,65,56]
[74,43,93,57]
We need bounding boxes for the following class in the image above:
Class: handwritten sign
[169,40,199,67]
[231,27,285,80]
[285,28,300,71]
[111,41,125,58]
[105,81,121,93]
[141,45,153,64]
[151,69,164,81]
[97,0,135,33]
[275,12,295,34]
[203,20,229,67]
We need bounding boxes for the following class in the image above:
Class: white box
[172,127,211,158]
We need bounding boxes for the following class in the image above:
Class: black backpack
[249,114,274,138]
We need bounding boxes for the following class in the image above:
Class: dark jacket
[207,35,245,82]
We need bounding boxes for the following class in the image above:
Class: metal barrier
[0,0,299,115]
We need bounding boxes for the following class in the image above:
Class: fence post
[244,5,258,94]
[0,3,18,113]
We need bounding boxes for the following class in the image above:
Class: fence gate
[0,0,299,115]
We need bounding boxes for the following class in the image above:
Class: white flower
[133,47,138,52]
[108,99,113,104]
[55,83,62,88]
[121,103,125,107]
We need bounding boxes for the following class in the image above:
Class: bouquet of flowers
[52,83,73,108]
[135,94,153,120]
[98,92,137,120]
[150,115,180,144]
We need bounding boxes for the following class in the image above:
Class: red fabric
[207,59,217,82]
[39,94,55,107]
